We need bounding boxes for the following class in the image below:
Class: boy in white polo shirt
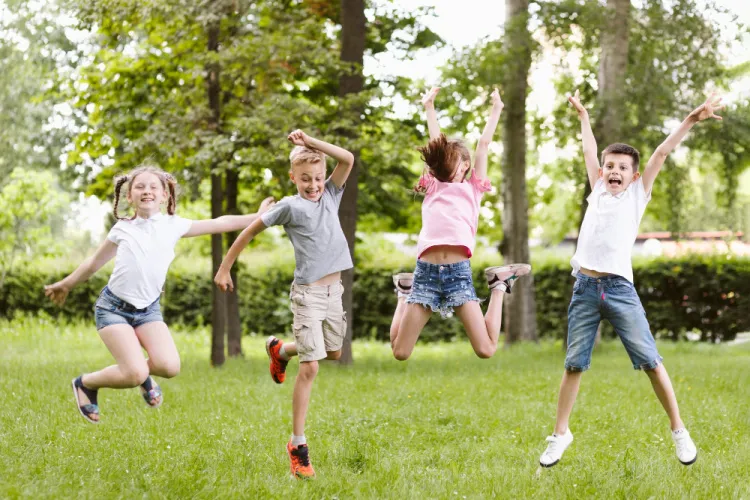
[538,91,724,468]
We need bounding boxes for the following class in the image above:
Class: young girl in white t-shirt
[44,165,273,424]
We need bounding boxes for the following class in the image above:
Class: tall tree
[502,0,537,343]
[337,0,366,364]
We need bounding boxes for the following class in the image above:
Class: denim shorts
[94,286,164,330]
[565,273,663,371]
[405,259,479,318]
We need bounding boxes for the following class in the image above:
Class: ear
[288,170,295,183]
[632,171,641,180]
[598,167,604,178]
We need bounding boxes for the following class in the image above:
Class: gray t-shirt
[261,178,353,284]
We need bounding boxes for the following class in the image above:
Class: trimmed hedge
[3,255,747,342]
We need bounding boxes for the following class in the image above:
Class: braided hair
[112,164,178,220]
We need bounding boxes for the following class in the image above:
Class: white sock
[397,291,410,298]
[291,434,306,446]
[278,345,291,361]
[672,428,687,436]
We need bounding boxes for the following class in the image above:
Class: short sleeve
[468,173,492,193]
[106,221,124,244]
[173,216,193,237]
[324,178,345,204]
[261,197,293,227]
[417,172,437,195]
[586,179,606,203]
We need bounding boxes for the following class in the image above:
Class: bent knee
[160,360,181,378]
[123,366,150,387]
[474,345,496,359]
[392,349,411,361]
[326,351,342,361]
[298,361,319,380]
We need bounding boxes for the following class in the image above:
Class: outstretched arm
[641,93,724,194]
[288,130,354,189]
[473,88,503,180]
[44,239,118,305]
[183,197,275,238]
[214,217,268,292]
[422,86,441,141]
[569,89,600,191]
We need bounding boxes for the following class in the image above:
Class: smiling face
[290,161,326,202]
[126,172,167,216]
[599,153,639,195]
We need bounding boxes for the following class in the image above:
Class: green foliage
[5,254,748,342]
[2,316,750,498]
[0,169,70,287]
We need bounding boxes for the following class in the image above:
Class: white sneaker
[672,429,697,465]
[539,428,573,467]
[392,273,413,295]
[484,264,531,293]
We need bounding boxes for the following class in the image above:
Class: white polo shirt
[106,213,193,308]
[571,178,651,283]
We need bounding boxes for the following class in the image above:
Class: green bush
[2,254,747,342]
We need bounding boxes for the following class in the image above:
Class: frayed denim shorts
[94,286,163,330]
[405,259,479,318]
[565,273,662,372]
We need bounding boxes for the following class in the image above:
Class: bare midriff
[419,245,470,265]
[308,271,341,286]
[579,267,615,278]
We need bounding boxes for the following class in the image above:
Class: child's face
[599,153,639,195]
[290,161,326,202]
[127,172,166,214]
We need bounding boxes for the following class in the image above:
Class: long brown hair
[112,164,178,220]
[415,134,471,192]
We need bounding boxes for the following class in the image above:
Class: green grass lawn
[1,315,749,499]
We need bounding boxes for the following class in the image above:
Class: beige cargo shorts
[289,281,347,362]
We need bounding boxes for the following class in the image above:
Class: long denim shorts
[94,286,163,330]
[565,273,662,371]
[405,259,479,318]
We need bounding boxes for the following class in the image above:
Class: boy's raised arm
[473,88,503,180]
[288,130,354,189]
[569,90,600,191]
[422,86,442,141]
[641,93,724,194]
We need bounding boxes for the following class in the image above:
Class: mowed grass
[1,315,749,499]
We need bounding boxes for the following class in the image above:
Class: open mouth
[608,178,622,187]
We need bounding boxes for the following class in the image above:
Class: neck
[135,208,161,219]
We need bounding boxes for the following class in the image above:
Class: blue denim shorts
[565,273,663,371]
[405,259,479,318]
[94,286,163,330]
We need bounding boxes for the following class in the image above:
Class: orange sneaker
[287,442,316,479]
[265,336,289,384]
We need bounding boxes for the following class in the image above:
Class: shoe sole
[265,336,284,384]
[485,263,532,279]
[71,379,99,425]
[539,459,560,468]
[679,452,697,466]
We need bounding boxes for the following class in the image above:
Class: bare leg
[292,361,319,436]
[390,302,432,360]
[82,324,150,390]
[135,321,180,379]
[454,290,505,358]
[645,364,685,430]
[554,370,583,435]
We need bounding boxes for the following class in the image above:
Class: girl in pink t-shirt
[389,87,531,360]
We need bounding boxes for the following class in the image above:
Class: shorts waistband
[575,272,628,284]
[291,280,344,295]
[416,259,471,271]
[102,286,154,312]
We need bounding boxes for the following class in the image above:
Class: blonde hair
[113,163,178,220]
[289,146,326,169]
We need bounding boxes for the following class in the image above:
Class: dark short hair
[416,133,471,183]
[600,143,640,172]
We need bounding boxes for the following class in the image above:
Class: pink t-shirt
[415,172,492,258]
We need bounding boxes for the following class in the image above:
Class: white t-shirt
[571,178,651,283]
[106,213,193,308]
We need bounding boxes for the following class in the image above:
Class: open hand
[287,129,310,147]
[258,196,275,214]
[214,267,234,293]
[688,92,724,122]
[568,89,588,118]
[421,86,440,107]
[490,88,503,111]
[44,281,70,306]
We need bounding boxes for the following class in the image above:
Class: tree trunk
[225,167,243,357]
[207,18,226,366]
[336,0,366,365]
[573,0,630,348]
[502,0,537,344]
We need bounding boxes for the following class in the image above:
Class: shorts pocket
[572,280,586,295]
[324,312,347,352]
[94,295,118,313]
[293,318,316,355]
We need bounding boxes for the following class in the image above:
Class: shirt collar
[133,212,165,224]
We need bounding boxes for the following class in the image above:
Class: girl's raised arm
[473,88,503,180]
[422,87,441,141]
[183,197,275,238]
[44,239,118,306]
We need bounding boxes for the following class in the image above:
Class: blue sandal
[72,376,99,424]
[140,376,163,408]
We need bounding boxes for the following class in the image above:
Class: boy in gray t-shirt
[214,129,354,480]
